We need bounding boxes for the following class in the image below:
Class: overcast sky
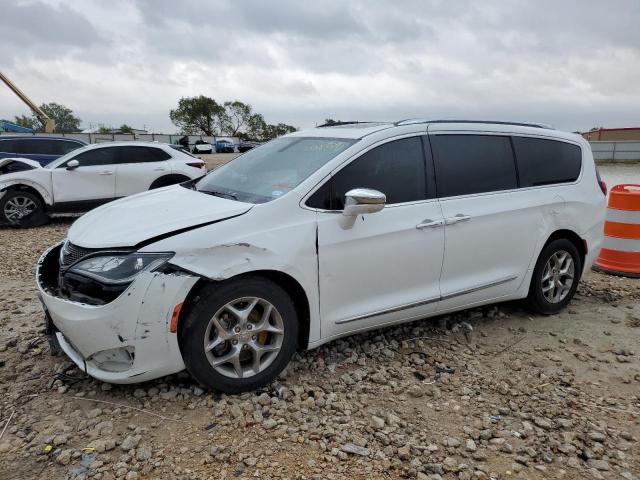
[1,0,638,133]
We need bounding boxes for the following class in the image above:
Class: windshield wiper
[200,190,238,201]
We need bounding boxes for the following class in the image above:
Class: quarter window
[431,135,517,197]
[512,137,581,186]
[307,137,427,209]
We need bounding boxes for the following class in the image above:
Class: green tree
[221,101,253,136]
[14,114,37,130]
[322,118,341,126]
[97,126,112,134]
[34,103,81,133]
[170,96,225,135]
[118,124,134,134]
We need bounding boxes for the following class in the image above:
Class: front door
[310,136,445,340]
[51,146,118,206]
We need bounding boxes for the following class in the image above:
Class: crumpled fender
[0,178,53,205]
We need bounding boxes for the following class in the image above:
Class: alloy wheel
[203,297,285,379]
[541,250,575,303]
[4,195,37,221]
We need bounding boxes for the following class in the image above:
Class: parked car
[0,136,86,166]
[37,120,606,393]
[215,139,235,153]
[1,141,206,227]
[238,140,260,153]
[192,140,213,155]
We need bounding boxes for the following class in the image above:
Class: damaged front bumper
[36,243,198,384]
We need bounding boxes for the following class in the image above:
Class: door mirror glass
[66,159,80,170]
[342,188,386,216]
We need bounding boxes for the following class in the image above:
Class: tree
[118,124,134,134]
[221,101,253,136]
[322,118,341,126]
[170,96,225,135]
[97,126,112,134]
[34,103,81,133]
[14,114,37,130]
[262,123,297,141]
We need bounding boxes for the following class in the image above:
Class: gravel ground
[0,220,639,480]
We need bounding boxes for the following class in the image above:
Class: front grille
[60,242,98,268]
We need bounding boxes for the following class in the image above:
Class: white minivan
[37,120,607,393]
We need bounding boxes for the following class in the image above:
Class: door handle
[416,219,445,229]
[98,171,113,175]
[445,214,471,225]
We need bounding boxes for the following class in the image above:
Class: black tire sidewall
[180,277,298,393]
[0,190,47,228]
[528,239,582,314]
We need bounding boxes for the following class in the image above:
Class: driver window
[307,136,427,210]
[61,147,119,168]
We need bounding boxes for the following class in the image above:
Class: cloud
[0,0,638,132]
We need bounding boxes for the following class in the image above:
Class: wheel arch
[178,270,311,350]
[1,183,48,207]
[149,174,191,190]
[543,229,586,268]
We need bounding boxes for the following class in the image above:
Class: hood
[68,185,253,248]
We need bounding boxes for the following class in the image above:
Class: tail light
[187,162,206,170]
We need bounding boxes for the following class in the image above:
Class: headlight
[68,252,174,285]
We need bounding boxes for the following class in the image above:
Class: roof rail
[395,119,553,129]
[317,121,387,128]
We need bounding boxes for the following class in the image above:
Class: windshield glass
[194,136,356,203]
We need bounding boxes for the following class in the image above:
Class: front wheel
[0,190,48,227]
[526,238,582,315]
[180,277,298,393]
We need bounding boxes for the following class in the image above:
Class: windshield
[194,136,356,203]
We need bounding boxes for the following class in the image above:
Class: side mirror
[66,159,80,170]
[342,188,386,216]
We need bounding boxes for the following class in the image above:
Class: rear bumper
[37,244,198,384]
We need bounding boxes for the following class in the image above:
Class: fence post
[612,142,617,162]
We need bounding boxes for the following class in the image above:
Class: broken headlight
[67,252,174,285]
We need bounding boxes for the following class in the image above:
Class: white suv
[0,141,206,227]
[37,120,606,393]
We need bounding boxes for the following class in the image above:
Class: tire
[0,190,48,228]
[526,238,582,315]
[180,276,299,393]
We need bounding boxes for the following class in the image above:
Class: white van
[37,120,607,393]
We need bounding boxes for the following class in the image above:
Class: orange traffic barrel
[594,184,640,277]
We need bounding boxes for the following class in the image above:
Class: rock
[86,408,102,419]
[263,418,278,429]
[56,449,72,466]
[341,443,370,456]
[588,431,606,442]
[588,459,610,471]
[125,472,138,480]
[407,384,424,397]
[370,415,385,429]
[133,388,146,398]
[397,444,411,460]
[0,443,11,453]
[533,417,552,430]
[243,456,258,466]
[136,445,152,461]
[121,434,142,452]
[465,439,477,452]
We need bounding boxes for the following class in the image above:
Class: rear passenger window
[0,139,19,153]
[431,135,517,197]
[512,137,581,187]
[118,146,171,163]
[307,137,427,210]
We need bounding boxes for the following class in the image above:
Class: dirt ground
[0,219,639,480]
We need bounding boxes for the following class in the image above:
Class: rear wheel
[0,190,48,228]
[180,277,298,393]
[526,238,582,314]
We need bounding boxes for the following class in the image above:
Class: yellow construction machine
[0,70,56,133]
